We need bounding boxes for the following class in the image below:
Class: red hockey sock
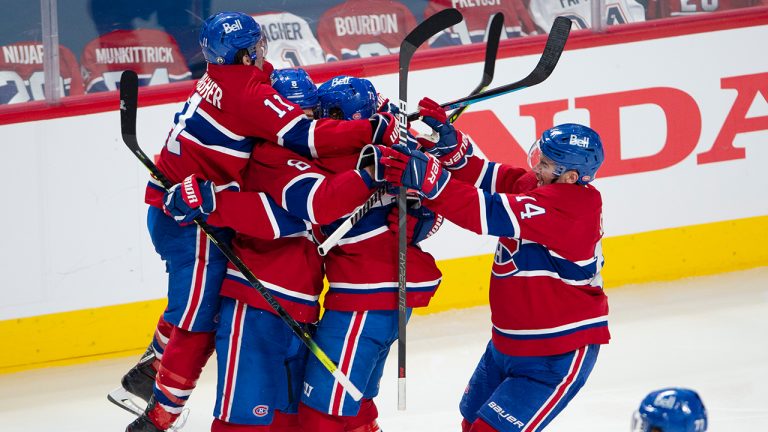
[298,402,346,432]
[469,418,497,432]
[270,411,301,432]
[152,315,174,368]
[345,399,380,431]
[149,328,215,429]
[462,418,472,432]
[210,418,270,431]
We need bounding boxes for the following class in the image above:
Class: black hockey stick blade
[408,16,572,121]
[448,12,504,123]
[120,70,173,189]
[117,71,364,401]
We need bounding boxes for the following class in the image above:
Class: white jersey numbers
[515,195,546,219]
[263,94,295,118]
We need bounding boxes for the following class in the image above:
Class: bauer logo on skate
[252,404,269,417]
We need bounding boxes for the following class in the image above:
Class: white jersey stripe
[195,106,246,141]
[329,278,442,290]
[179,130,250,159]
[494,315,608,336]
[226,268,320,302]
[275,114,306,147]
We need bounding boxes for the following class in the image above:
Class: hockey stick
[396,8,464,411]
[317,187,389,256]
[447,12,504,123]
[118,70,363,402]
[407,16,572,122]
[317,13,501,258]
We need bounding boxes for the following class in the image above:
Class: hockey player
[270,67,319,118]
[631,388,708,432]
[158,68,406,432]
[118,11,401,432]
[297,76,444,432]
[383,100,609,432]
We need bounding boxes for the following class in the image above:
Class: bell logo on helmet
[331,76,352,87]
[223,19,244,34]
[569,134,589,148]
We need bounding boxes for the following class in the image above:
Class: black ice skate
[125,413,164,432]
[108,345,158,416]
[124,396,188,432]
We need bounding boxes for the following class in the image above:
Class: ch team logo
[223,19,244,34]
[493,239,520,277]
[252,404,269,417]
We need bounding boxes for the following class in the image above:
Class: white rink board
[0,24,767,319]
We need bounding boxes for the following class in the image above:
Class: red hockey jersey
[216,142,379,323]
[0,41,83,104]
[427,154,609,356]
[80,29,191,93]
[316,0,417,61]
[314,155,443,312]
[145,62,375,209]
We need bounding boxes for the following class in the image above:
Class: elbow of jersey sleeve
[207,191,279,239]
[312,119,372,157]
[310,170,373,224]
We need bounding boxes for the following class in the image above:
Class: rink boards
[1,9,767,372]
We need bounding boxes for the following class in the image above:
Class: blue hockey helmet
[271,68,319,109]
[631,388,708,432]
[527,123,604,185]
[199,12,266,65]
[317,75,377,120]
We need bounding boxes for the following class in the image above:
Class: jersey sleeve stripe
[258,192,281,239]
[275,114,306,147]
[474,160,489,189]
[478,189,488,235]
[490,163,500,194]
[307,120,318,158]
[195,106,245,141]
[282,173,325,223]
[498,193,521,236]
[179,131,250,158]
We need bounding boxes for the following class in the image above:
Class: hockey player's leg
[210,418,270,431]
[109,315,174,414]
[467,344,600,432]
[300,310,402,431]
[129,328,215,431]
[345,399,381,432]
[127,316,173,399]
[214,299,304,430]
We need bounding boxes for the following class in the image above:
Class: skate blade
[107,386,146,416]
[107,386,190,431]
